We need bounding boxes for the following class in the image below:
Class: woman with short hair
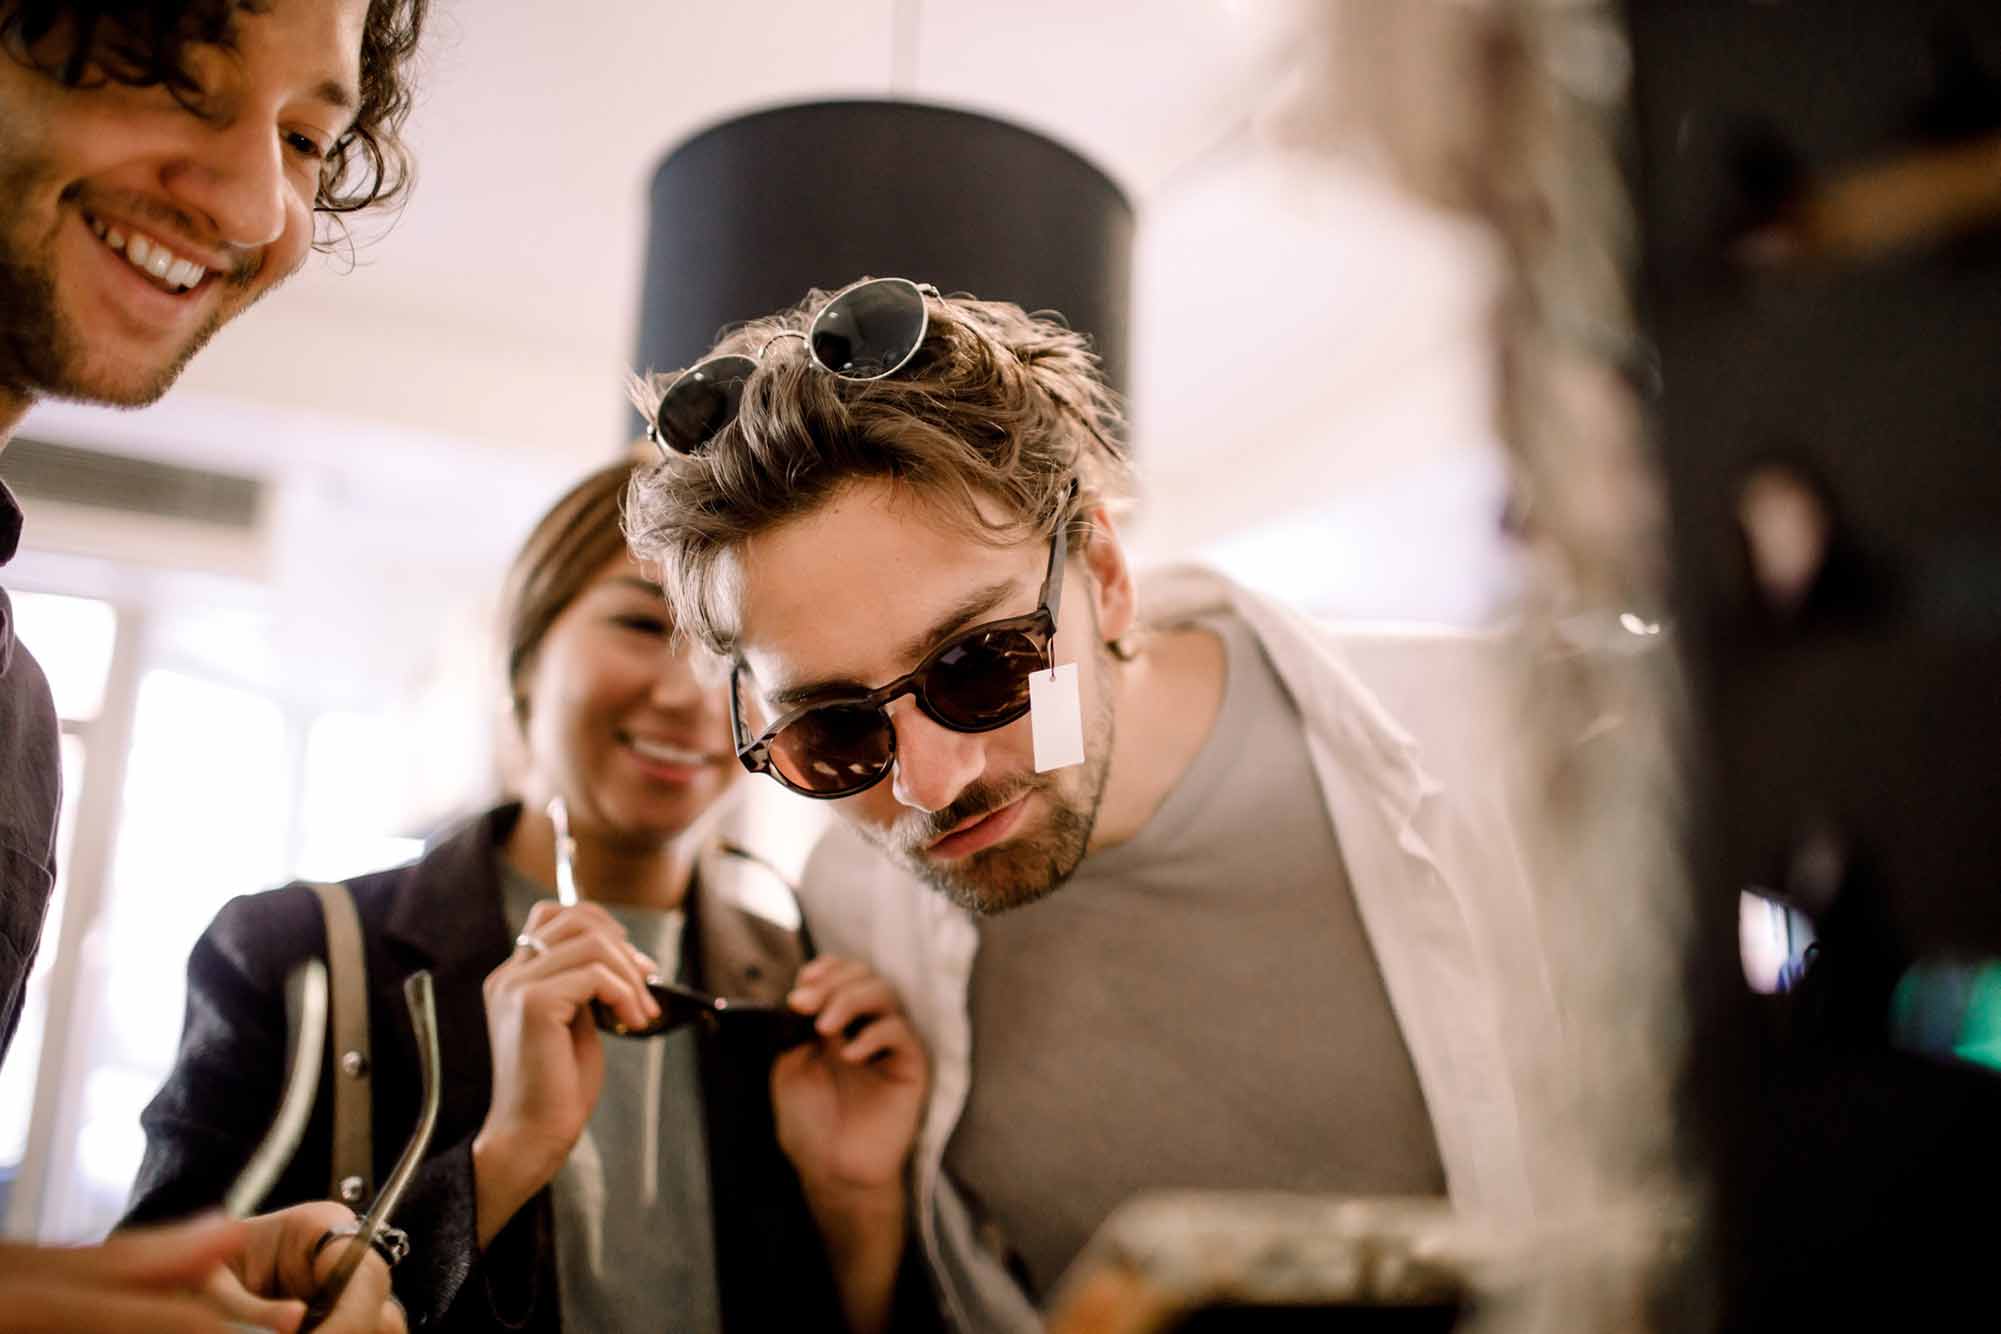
[127,457,936,1333]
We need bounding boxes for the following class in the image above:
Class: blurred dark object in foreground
[636,101,1133,410]
[1628,1,2001,1327]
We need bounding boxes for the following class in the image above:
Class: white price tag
[1028,662,1086,772]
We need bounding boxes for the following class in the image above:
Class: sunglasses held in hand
[546,797,819,1049]
[603,975,818,1048]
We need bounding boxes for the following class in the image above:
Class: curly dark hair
[1,0,428,237]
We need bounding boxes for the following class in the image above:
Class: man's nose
[888,702,984,814]
[162,114,290,250]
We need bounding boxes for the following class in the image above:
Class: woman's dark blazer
[122,803,890,1331]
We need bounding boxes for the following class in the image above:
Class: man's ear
[1077,503,1136,644]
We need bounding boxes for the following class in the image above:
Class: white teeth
[100,224,206,292]
[630,738,707,765]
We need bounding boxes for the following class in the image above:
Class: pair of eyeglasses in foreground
[224,961,440,1331]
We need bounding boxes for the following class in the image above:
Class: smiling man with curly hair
[0,0,426,418]
[0,3,427,1329]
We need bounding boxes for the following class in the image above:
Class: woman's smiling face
[518,555,739,843]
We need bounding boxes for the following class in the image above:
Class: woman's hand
[772,956,929,1334]
[471,899,661,1246]
[772,956,929,1196]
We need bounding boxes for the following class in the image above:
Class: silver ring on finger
[514,930,548,958]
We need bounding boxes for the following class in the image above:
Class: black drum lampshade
[634,100,1134,427]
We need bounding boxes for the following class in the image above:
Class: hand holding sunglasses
[544,798,818,1048]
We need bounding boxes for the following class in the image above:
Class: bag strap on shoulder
[307,880,374,1210]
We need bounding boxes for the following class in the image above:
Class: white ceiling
[15,0,1510,711]
[139,0,1316,459]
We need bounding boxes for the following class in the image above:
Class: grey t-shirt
[500,864,722,1334]
[945,610,1446,1299]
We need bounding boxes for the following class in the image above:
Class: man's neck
[1087,623,1228,853]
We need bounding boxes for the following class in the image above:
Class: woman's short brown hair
[502,456,647,724]
[622,282,1131,656]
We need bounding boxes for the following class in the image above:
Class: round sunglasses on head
[732,519,1070,799]
[648,276,941,457]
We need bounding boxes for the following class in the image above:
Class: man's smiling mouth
[82,209,211,295]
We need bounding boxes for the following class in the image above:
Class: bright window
[11,592,116,720]
[37,668,289,1239]
[0,591,112,1210]
[295,711,423,883]
[0,736,84,1172]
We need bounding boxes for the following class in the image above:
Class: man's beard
[0,175,237,408]
[0,175,83,402]
[865,647,1119,916]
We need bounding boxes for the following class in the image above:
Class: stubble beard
[869,645,1120,916]
[0,160,80,404]
[0,174,241,409]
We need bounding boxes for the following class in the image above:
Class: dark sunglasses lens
[926,628,1044,729]
[594,984,697,1037]
[770,703,894,796]
[656,355,756,454]
[810,280,926,380]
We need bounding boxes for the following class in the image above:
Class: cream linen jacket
[796,565,1569,1332]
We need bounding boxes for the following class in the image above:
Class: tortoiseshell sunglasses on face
[730,522,1068,800]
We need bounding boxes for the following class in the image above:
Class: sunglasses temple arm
[223,959,327,1219]
[547,796,579,907]
[727,665,759,762]
[1041,490,1074,668]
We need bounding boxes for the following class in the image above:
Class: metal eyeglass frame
[225,962,442,1329]
[729,517,1068,800]
[647,276,942,458]
[301,970,441,1330]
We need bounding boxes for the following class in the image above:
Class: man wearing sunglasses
[0,2,425,1329]
[626,278,1561,1331]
